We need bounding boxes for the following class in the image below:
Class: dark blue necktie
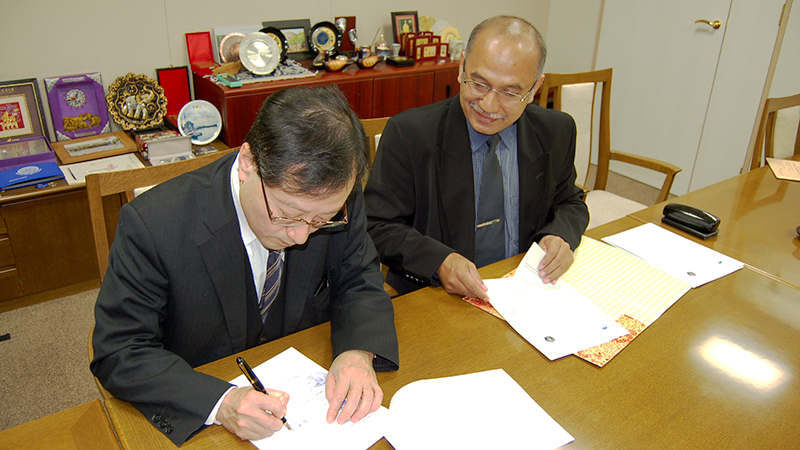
[474,135,505,267]
[259,251,282,323]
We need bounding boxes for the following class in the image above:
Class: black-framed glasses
[260,182,348,229]
[461,57,537,106]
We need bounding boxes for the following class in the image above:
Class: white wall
[0,0,550,142]
[770,2,800,97]
[544,0,603,73]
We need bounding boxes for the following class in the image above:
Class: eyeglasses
[260,182,348,229]
[461,57,537,107]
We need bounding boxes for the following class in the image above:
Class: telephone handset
[661,203,720,239]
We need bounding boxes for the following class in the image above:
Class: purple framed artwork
[0,78,49,143]
[44,72,110,141]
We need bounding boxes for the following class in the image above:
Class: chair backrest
[87,148,237,280]
[750,92,800,170]
[361,117,389,164]
[539,69,612,190]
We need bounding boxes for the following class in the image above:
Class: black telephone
[661,203,720,239]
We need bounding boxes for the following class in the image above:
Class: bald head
[465,16,547,78]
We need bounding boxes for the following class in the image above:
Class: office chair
[538,68,681,228]
[749,92,800,170]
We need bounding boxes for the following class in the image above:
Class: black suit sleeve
[90,204,233,445]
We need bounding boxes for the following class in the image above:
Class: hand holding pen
[236,357,293,431]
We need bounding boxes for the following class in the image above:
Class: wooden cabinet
[195,60,460,147]
[0,185,100,310]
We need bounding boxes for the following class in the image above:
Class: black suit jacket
[364,96,589,295]
[91,153,398,445]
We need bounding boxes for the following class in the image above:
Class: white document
[602,222,744,288]
[230,347,387,450]
[385,369,574,450]
[485,245,629,360]
[59,153,145,185]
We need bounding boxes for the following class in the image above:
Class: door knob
[695,19,722,29]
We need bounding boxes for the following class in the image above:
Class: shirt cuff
[205,386,235,426]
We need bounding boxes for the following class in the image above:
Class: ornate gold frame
[106,73,167,130]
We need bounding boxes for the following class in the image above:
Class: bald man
[364,15,589,299]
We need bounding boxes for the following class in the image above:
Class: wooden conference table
[104,166,800,449]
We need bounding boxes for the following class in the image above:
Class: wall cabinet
[194,60,460,147]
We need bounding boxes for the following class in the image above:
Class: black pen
[236,356,293,431]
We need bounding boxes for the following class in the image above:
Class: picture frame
[156,66,192,118]
[51,130,137,165]
[262,19,313,60]
[391,11,419,44]
[0,78,49,143]
[44,72,110,142]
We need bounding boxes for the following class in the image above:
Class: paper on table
[602,222,743,288]
[767,157,800,181]
[385,369,574,450]
[486,245,629,360]
[230,347,387,450]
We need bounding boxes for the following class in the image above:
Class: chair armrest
[609,150,682,203]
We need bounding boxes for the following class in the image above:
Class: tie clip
[477,218,500,229]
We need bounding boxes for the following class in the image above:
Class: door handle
[695,19,722,29]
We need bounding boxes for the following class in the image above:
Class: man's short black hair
[245,85,369,196]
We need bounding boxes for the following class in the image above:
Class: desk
[0,400,119,449]
[104,229,800,449]
[627,161,800,288]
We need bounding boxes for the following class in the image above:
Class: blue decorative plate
[178,100,222,145]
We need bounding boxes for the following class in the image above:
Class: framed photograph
[44,73,110,142]
[0,78,48,142]
[391,11,419,44]
[262,19,313,60]
[156,66,192,118]
[51,130,137,165]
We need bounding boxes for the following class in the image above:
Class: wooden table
[0,400,119,449]
[627,161,800,288]
[104,217,800,449]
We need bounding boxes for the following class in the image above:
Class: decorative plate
[258,26,288,63]
[308,21,341,55]
[239,32,281,75]
[106,73,167,131]
[178,100,222,145]
[440,26,461,43]
[219,32,245,63]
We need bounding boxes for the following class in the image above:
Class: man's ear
[528,74,545,104]
[238,142,255,181]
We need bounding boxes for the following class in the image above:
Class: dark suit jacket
[364,96,589,295]
[91,153,398,446]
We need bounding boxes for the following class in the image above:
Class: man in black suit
[365,15,589,299]
[91,86,399,446]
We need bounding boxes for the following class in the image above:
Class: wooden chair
[360,117,389,166]
[87,149,236,281]
[749,92,800,170]
[538,68,681,228]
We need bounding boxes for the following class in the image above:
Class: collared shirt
[468,122,520,259]
[206,154,282,426]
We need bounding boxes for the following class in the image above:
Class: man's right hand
[216,386,289,441]
[436,253,489,300]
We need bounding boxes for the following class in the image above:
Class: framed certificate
[0,78,48,142]
[44,72,110,141]
[51,131,137,164]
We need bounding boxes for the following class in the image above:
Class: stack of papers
[231,348,573,450]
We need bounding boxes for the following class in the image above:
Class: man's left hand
[537,235,574,284]
[325,350,382,425]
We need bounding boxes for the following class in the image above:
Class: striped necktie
[259,251,282,323]
[474,135,505,267]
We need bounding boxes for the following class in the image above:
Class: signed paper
[230,348,387,450]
